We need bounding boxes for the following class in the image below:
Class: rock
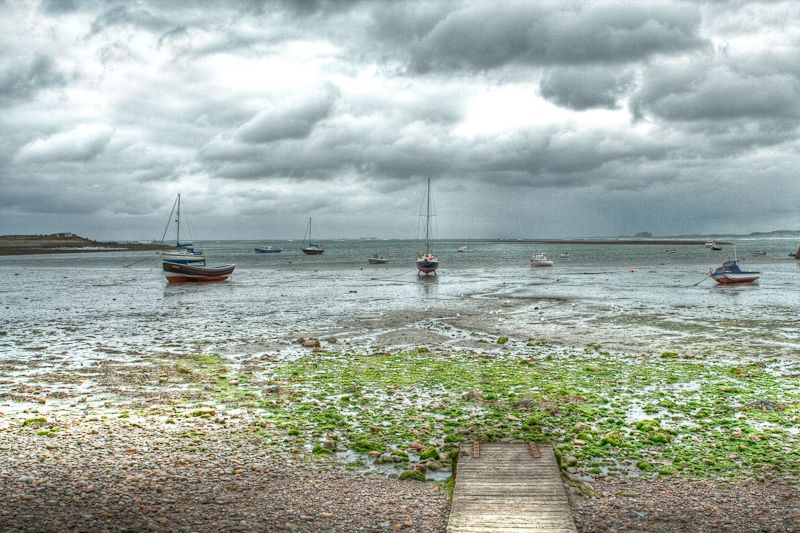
[424,459,443,471]
[409,442,425,452]
[319,512,334,519]
[367,451,381,459]
[462,390,484,401]
[325,337,338,344]
[301,339,320,348]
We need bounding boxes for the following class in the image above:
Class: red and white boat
[709,260,759,284]
[301,217,324,255]
[162,261,235,283]
[159,194,234,282]
[416,178,439,275]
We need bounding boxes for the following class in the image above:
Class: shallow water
[1,238,799,370]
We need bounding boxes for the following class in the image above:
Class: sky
[1,0,800,240]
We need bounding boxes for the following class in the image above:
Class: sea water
[1,238,798,370]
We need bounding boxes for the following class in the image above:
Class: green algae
[398,469,425,481]
[247,348,800,481]
[22,416,48,428]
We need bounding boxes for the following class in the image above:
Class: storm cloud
[0,0,798,239]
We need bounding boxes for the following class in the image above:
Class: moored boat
[709,260,760,284]
[530,252,554,267]
[416,178,439,275]
[301,218,324,255]
[163,261,235,283]
[457,245,473,253]
[159,194,205,265]
[255,246,282,253]
[368,254,389,264]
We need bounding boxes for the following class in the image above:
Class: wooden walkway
[446,442,577,533]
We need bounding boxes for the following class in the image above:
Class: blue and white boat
[255,246,282,253]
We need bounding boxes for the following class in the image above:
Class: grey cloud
[632,61,800,122]
[39,0,77,14]
[0,54,65,105]
[13,124,114,164]
[409,1,705,72]
[539,66,634,110]
[89,4,173,36]
[234,90,338,144]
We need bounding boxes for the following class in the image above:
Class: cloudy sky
[2,0,799,240]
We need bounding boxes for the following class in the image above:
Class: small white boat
[704,240,715,248]
[530,252,554,267]
[368,254,389,264]
[457,245,473,253]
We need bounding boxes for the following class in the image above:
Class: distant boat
[301,218,324,255]
[704,240,715,248]
[457,245,473,253]
[159,194,234,282]
[530,252,554,267]
[368,254,389,264]
[711,243,722,251]
[159,193,205,265]
[751,250,766,256]
[665,249,677,254]
[416,178,439,275]
[255,246,282,253]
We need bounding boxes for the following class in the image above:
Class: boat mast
[425,178,431,254]
[176,194,181,246]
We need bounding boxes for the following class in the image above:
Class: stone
[302,339,320,348]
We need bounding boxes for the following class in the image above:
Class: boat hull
[712,273,760,284]
[163,261,235,283]
[255,247,281,253]
[368,258,388,264]
[302,248,324,255]
[530,260,554,267]
[416,258,439,274]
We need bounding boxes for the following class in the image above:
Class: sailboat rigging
[159,194,235,282]
[301,217,324,255]
[416,178,439,275]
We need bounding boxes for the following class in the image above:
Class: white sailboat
[416,178,439,275]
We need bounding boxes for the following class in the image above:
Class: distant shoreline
[0,234,168,256]
[488,239,728,245]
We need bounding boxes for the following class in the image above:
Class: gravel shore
[3,409,798,532]
[0,414,449,532]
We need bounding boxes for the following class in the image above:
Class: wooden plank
[446,442,577,533]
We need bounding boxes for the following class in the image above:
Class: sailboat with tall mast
[159,193,205,265]
[159,194,235,282]
[416,178,439,275]
[301,217,324,255]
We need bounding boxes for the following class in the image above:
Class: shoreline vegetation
[2,331,798,530]
[0,234,168,256]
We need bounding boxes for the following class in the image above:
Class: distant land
[0,234,168,256]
